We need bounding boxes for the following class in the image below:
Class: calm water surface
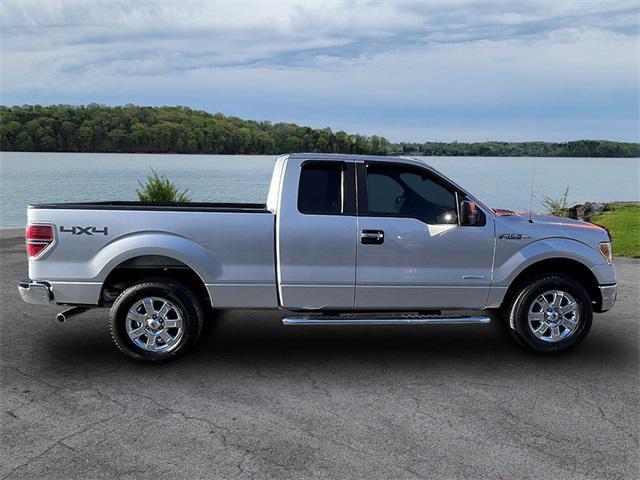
[1,152,638,228]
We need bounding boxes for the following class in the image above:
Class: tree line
[1,104,638,157]
[396,140,639,158]
[0,104,392,155]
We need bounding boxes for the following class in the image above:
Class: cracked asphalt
[1,230,638,479]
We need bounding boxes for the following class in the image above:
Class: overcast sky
[1,0,638,142]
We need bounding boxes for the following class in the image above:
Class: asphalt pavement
[1,230,638,479]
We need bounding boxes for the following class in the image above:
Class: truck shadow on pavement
[30,307,625,376]
[200,310,623,364]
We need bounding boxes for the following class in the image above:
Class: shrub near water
[137,170,190,203]
[539,186,571,217]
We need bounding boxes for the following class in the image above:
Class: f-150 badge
[498,233,531,240]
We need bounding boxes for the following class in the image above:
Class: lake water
[1,152,638,228]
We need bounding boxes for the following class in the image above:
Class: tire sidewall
[510,274,592,352]
[110,281,203,362]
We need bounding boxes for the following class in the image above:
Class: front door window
[366,165,458,224]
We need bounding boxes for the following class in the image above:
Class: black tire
[505,274,592,353]
[110,280,204,362]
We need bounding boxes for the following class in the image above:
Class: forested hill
[1,104,638,157]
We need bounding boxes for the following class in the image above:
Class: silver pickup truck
[19,153,616,361]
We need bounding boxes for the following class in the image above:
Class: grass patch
[591,203,640,258]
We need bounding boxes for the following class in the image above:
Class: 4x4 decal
[60,226,109,236]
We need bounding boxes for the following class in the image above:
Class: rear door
[355,161,495,310]
[277,159,357,309]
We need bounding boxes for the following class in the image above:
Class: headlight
[599,242,612,265]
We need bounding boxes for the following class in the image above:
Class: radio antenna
[528,159,535,223]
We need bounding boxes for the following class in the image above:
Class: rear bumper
[597,284,617,312]
[18,280,53,305]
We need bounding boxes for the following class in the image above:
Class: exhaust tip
[55,306,90,323]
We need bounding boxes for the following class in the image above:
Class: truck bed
[29,201,269,213]
[26,203,278,308]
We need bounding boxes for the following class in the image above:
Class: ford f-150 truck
[18,153,617,361]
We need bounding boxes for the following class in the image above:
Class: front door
[355,161,495,310]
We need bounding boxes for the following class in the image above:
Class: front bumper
[18,280,53,305]
[598,284,617,312]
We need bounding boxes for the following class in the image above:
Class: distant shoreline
[2,104,639,158]
[2,150,639,159]
[0,228,23,238]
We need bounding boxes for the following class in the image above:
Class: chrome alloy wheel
[527,290,580,343]
[126,297,184,352]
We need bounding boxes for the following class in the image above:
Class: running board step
[282,313,490,326]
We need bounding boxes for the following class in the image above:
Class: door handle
[361,229,384,245]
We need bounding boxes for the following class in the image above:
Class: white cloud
[1,0,638,141]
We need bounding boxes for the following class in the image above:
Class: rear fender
[92,232,221,285]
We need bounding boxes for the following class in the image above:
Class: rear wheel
[110,280,203,362]
[505,274,592,352]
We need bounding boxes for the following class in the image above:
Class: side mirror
[460,200,478,226]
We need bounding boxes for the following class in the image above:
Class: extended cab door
[355,161,495,310]
[277,158,357,309]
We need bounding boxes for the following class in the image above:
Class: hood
[493,209,610,246]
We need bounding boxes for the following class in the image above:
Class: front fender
[493,237,610,287]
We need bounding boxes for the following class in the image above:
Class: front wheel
[110,280,204,362]
[505,274,592,353]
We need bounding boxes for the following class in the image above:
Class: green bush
[137,169,190,203]
[539,186,570,217]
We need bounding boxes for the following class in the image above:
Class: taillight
[26,225,54,241]
[26,224,54,258]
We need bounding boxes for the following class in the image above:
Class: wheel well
[503,258,601,310]
[101,255,211,307]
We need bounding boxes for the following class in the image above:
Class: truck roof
[285,152,429,166]
[282,153,491,211]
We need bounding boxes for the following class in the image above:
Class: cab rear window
[298,164,343,215]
